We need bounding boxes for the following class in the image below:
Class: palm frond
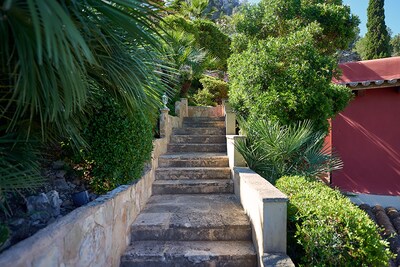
[236,118,343,183]
[0,133,46,216]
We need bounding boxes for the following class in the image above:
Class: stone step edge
[156,167,231,171]
[121,240,257,260]
[168,142,226,147]
[159,154,228,159]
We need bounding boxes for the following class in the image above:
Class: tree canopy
[232,0,359,55]
[364,0,391,59]
[228,0,357,132]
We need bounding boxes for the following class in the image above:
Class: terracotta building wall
[331,87,400,196]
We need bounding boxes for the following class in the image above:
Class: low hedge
[83,95,153,194]
[276,176,393,266]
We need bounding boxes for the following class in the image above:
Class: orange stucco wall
[331,87,400,196]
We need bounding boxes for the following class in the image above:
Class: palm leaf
[236,118,343,183]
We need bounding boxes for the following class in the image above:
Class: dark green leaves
[236,119,343,184]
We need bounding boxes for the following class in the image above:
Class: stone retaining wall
[188,105,224,117]
[224,102,294,267]
[0,105,184,267]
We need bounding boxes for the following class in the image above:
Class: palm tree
[180,0,213,20]
[236,119,343,184]
[161,29,211,95]
[0,0,170,214]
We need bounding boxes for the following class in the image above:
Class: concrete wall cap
[226,135,246,139]
[233,167,288,202]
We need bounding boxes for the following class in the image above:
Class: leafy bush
[236,119,342,184]
[199,75,228,104]
[228,26,352,133]
[164,15,231,70]
[83,94,153,194]
[193,88,215,106]
[192,19,231,69]
[276,176,393,266]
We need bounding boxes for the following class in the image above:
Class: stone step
[182,121,225,128]
[120,241,257,267]
[156,167,231,180]
[171,135,226,144]
[159,153,229,168]
[152,179,233,194]
[183,117,225,123]
[131,194,252,241]
[173,127,225,136]
[168,143,227,153]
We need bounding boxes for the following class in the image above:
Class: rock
[55,170,67,179]
[61,200,73,207]
[68,182,77,189]
[26,191,61,222]
[89,193,98,201]
[52,160,65,170]
[9,218,26,229]
[54,178,70,190]
[46,190,61,217]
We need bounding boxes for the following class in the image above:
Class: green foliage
[179,0,212,20]
[165,15,231,70]
[228,26,352,132]
[193,88,215,106]
[192,19,231,69]
[301,1,360,54]
[82,93,153,194]
[1,0,169,196]
[1,0,168,142]
[236,119,342,184]
[365,0,391,59]
[276,176,394,266]
[199,76,228,104]
[0,135,46,216]
[161,28,210,86]
[354,36,369,60]
[391,34,400,56]
[232,0,359,55]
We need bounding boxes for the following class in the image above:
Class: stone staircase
[120,117,257,267]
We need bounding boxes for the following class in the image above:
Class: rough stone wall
[0,115,181,267]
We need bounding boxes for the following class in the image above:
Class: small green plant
[276,176,394,266]
[82,94,153,194]
[199,75,228,104]
[236,119,342,184]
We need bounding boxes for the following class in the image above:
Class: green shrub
[193,88,215,106]
[199,76,228,105]
[192,19,231,70]
[228,24,352,133]
[276,176,393,266]
[83,95,153,194]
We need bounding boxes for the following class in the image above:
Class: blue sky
[342,0,400,36]
[246,0,400,37]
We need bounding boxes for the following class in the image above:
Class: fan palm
[180,0,213,20]
[161,29,211,95]
[236,119,343,184]
[0,0,171,214]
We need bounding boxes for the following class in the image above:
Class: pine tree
[365,0,391,59]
